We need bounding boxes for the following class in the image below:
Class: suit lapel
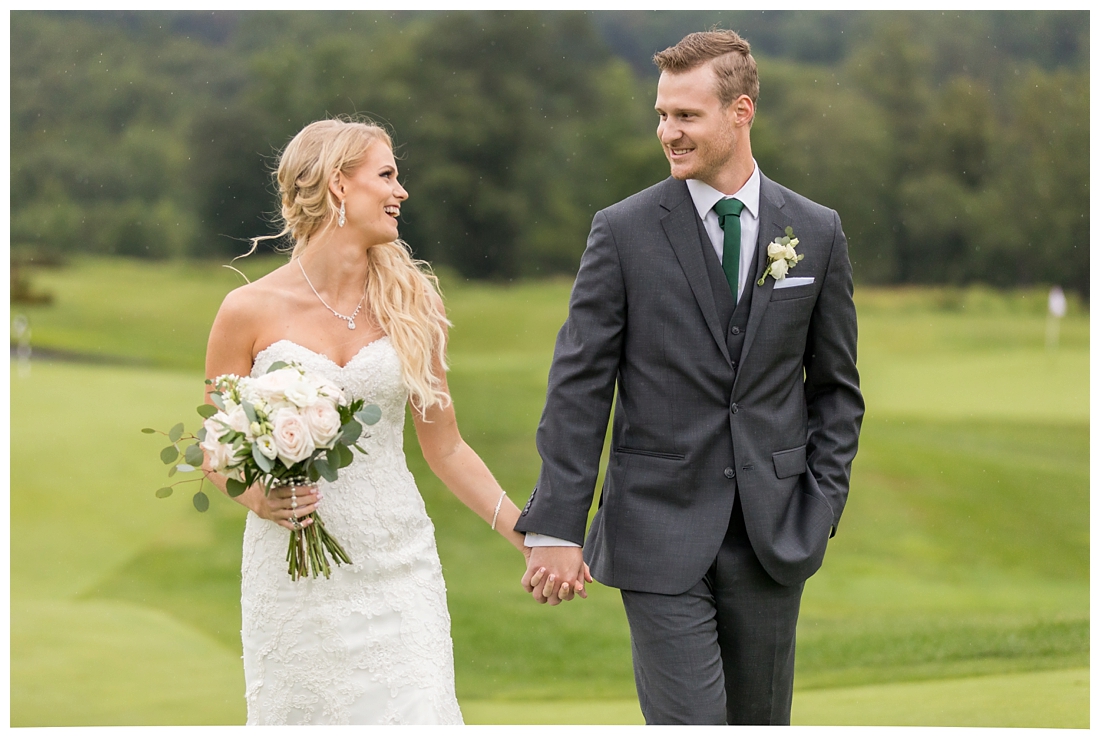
[660,180,732,366]
[738,176,786,365]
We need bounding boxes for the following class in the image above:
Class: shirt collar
[686,161,760,221]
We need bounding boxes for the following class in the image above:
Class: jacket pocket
[769,284,816,302]
[614,446,686,461]
[772,445,807,479]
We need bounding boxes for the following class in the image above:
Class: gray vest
[698,216,756,373]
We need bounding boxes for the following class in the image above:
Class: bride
[202,118,575,724]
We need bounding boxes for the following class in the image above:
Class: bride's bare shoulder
[217,261,299,321]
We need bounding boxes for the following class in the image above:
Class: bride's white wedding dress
[240,337,463,725]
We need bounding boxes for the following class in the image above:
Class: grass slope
[9,257,1089,726]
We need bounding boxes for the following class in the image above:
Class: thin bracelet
[491,491,508,531]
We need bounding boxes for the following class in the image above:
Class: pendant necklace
[298,258,366,330]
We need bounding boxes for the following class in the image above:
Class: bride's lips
[383,205,400,219]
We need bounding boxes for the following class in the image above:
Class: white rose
[769,259,790,280]
[251,367,302,404]
[202,412,232,444]
[225,405,250,435]
[204,441,240,472]
[271,408,316,465]
[783,244,798,261]
[767,241,786,259]
[283,379,319,409]
[255,434,279,460]
[788,238,799,248]
[303,401,343,448]
[313,376,347,407]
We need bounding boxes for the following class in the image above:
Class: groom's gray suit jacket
[516,174,864,593]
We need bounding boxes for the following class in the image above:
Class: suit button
[724,467,736,479]
[731,326,741,335]
[730,403,739,414]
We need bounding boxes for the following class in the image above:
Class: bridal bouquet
[145,360,381,580]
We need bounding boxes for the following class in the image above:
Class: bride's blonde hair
[253,117,450,415]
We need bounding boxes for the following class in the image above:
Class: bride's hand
[254,483,323,532]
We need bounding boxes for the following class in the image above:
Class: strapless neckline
[253,336,391,373]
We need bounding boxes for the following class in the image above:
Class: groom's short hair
[653,29,759,111]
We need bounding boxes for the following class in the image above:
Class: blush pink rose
[271,407,315,465]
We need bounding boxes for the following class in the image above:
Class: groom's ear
[728,94,754,128]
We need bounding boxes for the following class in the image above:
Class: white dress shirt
[686,162,761,304]
[525,164,762,549]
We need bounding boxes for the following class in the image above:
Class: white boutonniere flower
[757,226,804,286]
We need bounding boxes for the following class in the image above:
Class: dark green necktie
[713,197,745,298]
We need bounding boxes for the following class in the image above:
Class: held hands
[256,483,323,532]
[521,546,593,606]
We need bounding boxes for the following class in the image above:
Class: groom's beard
[663,127,738,183]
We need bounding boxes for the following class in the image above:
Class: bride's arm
[202,286,320,529]
[413,390,528,555]
[411,308,528,556]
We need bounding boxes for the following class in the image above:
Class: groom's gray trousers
[621,495,803,725]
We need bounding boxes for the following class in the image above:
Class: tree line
[10,11,1089,296]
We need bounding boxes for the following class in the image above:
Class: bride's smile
[337,140,408,246]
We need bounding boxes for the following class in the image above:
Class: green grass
[9,257,1089,726]
[461,668,1090,727]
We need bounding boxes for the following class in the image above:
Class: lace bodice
[240,338,462,725]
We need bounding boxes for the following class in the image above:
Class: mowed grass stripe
[12,599,245,727]
[460,668,1089,727]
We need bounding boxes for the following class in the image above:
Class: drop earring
[337,201,346,227]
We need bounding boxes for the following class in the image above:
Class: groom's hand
[522,546,588,606]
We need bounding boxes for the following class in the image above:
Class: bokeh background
[9,10,1089,727]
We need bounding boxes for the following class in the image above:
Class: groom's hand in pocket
[522,546,590,606]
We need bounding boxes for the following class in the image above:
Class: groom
[515,29,864,724]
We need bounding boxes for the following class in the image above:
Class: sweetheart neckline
[252,336,391,372]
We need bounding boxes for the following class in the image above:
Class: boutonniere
[757,226,804,286]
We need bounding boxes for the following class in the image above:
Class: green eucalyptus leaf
[313,456,336,482]
[338,443,354,467]
[241,400,258,424]
[169,423,185,443]
[225,478,247,498]
[355,404,382,426]
[252,444,274,473]
[193,491,210,512]
[184,444,204,466]
[196,427,207,443]
[141,428,156,434]
[326,447,341,469]
[209,392,225,411]
[155,487,173,499]
[353,443,367,455]
[176,463,196,473]
[266,361,290,373]
[339,419,363,445]
[168,465,178,478]
[160,445,179,465]
[197,404,218,419]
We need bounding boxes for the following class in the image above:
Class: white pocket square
[773,276,815,289]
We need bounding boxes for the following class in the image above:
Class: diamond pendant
[347,319,356,330]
